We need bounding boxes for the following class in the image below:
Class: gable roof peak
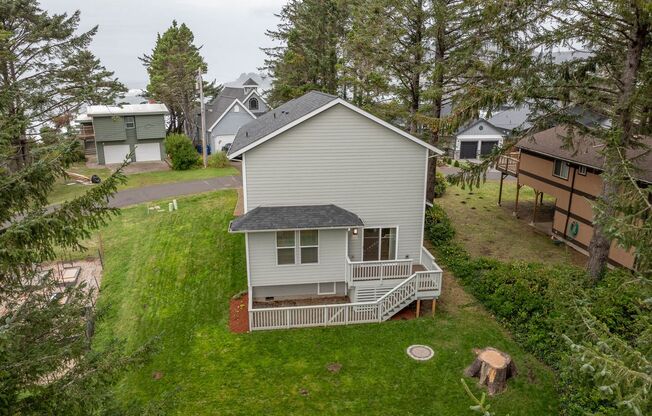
[243,77,258,86]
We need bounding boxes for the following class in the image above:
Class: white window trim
[275,231,296,266]
[317,282,336,295]
[578,165,587,176]
[553,159,570,180]
[275,230,320,266]
[124,116,136,129]
[361,226,399,261]
[299,230,320,265]
[249,97,259,111]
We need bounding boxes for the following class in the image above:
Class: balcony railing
[346,257,413,283]
[77,125,95,139]
[496,152,520,176]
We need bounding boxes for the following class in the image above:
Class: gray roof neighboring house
[229,91,339,156]
[205,87,247,129]
[243,77,258,86]
[86,103,169,117]
[456,105,532,137]
[229,204,364,232]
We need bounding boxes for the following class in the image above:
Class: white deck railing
[250,248,442,331]
[346,257,413,283]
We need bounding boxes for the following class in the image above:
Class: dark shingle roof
[516,126,652,183]
[229,204,364,232]
[228,91,338,156]
[205,87,247,129]
[243,77,258,86]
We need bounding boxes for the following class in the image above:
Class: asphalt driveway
[108,175,242,208]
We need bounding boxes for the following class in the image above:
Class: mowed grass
[93,191,558,415]
[49,164,238,204]
[438,179,585,265]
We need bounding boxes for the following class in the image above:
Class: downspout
[562,166,577,240]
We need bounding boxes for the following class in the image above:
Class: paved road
[108,175,242,208]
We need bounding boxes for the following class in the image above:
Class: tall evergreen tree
[0,0,125,169]
[141,21,218,137]
[451,0,651,280]
[263,0,350,106]
[0,2,146,412]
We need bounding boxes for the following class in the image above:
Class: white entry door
[135,142,161,161]
[103,144,131,164]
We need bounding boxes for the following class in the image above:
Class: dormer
[243,77,258,95]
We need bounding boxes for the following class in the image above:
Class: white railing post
[286,309,290,329]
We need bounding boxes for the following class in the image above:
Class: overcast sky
[40,0,286,89]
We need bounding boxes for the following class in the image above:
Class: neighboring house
[454,106,531,160]
[204,77,270,152]
[80,104,169,165]
[227,91,445,331]
[496,126,651,270]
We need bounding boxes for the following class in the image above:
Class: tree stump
[464,347,517,395]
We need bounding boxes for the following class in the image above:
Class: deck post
[416,299,421,317]
[513,183,521,217]
[432,299,436,316]
[531,191,539,226]
[498,173,505,206]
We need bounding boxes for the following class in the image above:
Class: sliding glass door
[362,228,397,261]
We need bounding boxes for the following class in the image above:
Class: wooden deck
[496,152,520,176]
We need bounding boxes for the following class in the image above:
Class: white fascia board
[229,98,444,158]
[207,99,256,132]
[457,134,504,140]
[243,89,270,107]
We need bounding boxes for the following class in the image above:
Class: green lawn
[49,164,238,204]
[438,179,585,266]
[93,191,558,415]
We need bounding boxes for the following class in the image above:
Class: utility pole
[197,68,207,168]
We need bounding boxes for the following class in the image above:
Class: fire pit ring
[406,344,434,361]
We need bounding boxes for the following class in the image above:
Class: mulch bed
[229,293,249,333]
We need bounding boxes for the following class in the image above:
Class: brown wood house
[497,126,651,270]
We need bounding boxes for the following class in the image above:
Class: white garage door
[103,144,131,164]
[135,142,161,162]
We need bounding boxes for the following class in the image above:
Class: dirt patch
[229,293,249,333]
[326,363,342,373]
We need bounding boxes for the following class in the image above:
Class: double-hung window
[124,116,136,129]
[276,230,319,265]
[553,159,569,180]
[300,230,319,264]
[276,231,295,265]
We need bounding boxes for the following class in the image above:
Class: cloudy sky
[40,0,286,89]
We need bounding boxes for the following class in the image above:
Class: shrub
[433,171,447,198]
[425,204,455,246]
[453,159,460,167]
[164,134,199,170]
[207,151,229,168]
[427,212,651,415]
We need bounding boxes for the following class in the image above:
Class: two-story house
[204,78,269,152]
[497,125,651,270]
[227,91,444,331]
[82,104,169,165]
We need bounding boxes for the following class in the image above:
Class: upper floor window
[249,97,259,111]
[553,159,569,180]
[124,116,136,129]
[578,165,587,176]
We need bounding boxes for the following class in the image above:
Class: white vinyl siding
[245,104,427,275]
[248,229,346,286]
